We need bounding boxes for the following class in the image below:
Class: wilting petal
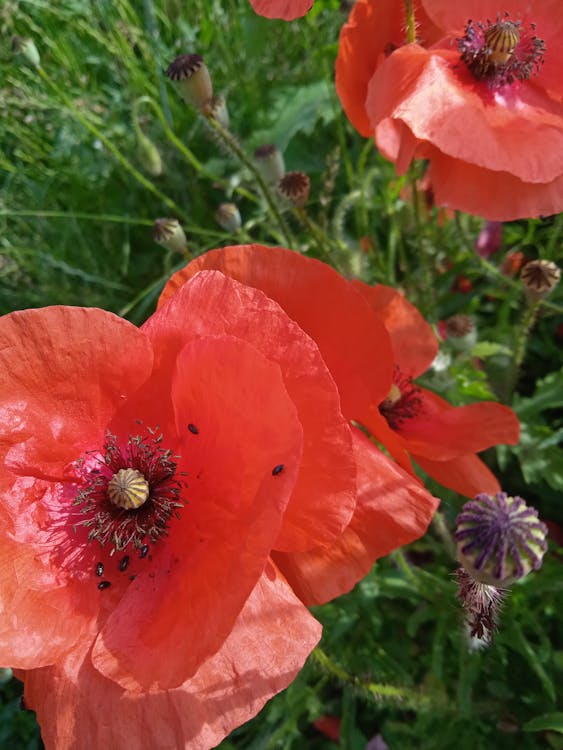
[273,429,439,606]
[0,308,153,480]
[249,0,313,20]
[158,245,394,421]
[351,280,438,378]
[413,453,501,497]
[22,564,322,750]
[398,390,520,460]
[93,334,303,691]
[151,269,357,553]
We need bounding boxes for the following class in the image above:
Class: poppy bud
[254,144,285,184]
[278,171,310,208]
[455,492,548,587]
[215,203,241,233]
[520,259,561,301]
[165,54,213,111]
[12,35,40,68]
[137,132,163,176]
[475,221,502,259]
[153,218,188,255]
[202,94,230,130]
[444,314,477,351]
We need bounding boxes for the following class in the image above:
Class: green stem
[408,166,432,316]
[404,0,417,44]
[204,114,295,246]
[295,207,341,268]
[432,509,456,560]
[506,298,541,400]
[37,67,189,222]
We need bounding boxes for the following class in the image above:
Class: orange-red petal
[249,0,313,20]
[92,334,303,691]
[22,564,321,750]
[272,429,439,606]
[413,452,501,497]
[158,245,394,422]
[151,269,357,553]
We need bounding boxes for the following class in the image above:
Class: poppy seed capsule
[455,492,548,587]
[253,144,286,184]
[107,468,150,510]
[215,203,241,233]
[165,54,213,111]
[153,218,188,256]
[520,259,561,301]
[278,171,310,208]
[484,21,520,67]
[444,314,477,351]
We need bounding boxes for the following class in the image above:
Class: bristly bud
[165,54,213,111]
[520,259,561,301]
[455,567,506,646]
[444,314,477,351]
[253,144,285,184]
[153,218,188,255]
[278,171,310,208]
[476,221,502,259]
[12,36,40,68]
[202,95,230,129]
[455,492,548,587]
[215,203,241,233]
[137,132,163,176]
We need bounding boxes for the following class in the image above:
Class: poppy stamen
[379,368,423,430]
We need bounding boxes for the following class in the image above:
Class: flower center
[379,369,422,430]
[458,12,545,86]
[73,427,184,553]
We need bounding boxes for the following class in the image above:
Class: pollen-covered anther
[107,468,150,510]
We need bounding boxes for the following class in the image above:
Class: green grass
[1,1,562,748]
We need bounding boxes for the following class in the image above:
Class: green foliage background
[1,1,562,748]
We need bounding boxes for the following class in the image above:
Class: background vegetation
[1,1,562,748]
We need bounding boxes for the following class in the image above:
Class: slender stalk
[294,207,342,268]
[404,0,417,44]
[505,298,541,400]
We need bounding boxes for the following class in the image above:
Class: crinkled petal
[249,0,313,20]
[273,429,439,606]
[158,245,393,422]
[93,334,303,691]
[351,280,438,377]
[0,307,153,481]
[151,268,357,553]
[413,452,501,497]
[398,389,520,460]
[22,564,321,750]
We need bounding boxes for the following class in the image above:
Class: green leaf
[524,713,563,733]
[470,341,512,359]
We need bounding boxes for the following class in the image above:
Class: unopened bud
[215,203,241,233]
[444,314,477,351]
[12,36,40,68]
[278,171,310,208]
[456,492,548,587]
[166,54,213,111]
[475,221,502,259]
[202,95,230,129]
[153,218,188,255]
[520,259,561,301]
[137,132,163,176]
[254,144,285,184]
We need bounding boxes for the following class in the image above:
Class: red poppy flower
[249,0,313,20]
[160,245,518,505]
[336,0,563,220]
[0,268,438,747]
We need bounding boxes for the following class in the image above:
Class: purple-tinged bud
[153,218,188,255]
[165,54,213,111]
[520,259,561,301]
[455,567,506,646]
[278,171,310,208]
[215,203,241,233]
[253,144,285,184]
[12,36,40,68]
[456,492,548,587]
[475,221,502,259]
[444,314,477,352]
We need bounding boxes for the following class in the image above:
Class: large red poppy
[0,268,437,748]
[160,245,519,504]
[249,0,313,20]
[336,0,563,220]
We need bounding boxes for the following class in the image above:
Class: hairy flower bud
[137,132,163,176]
[253,144,285,184]
[215,203,241,233]
[12,36,40,68]
[278,171,310,208]
[455,492,548,587]
[153,218,188,255]
[166,54,213,111]
[520,259,561,301]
